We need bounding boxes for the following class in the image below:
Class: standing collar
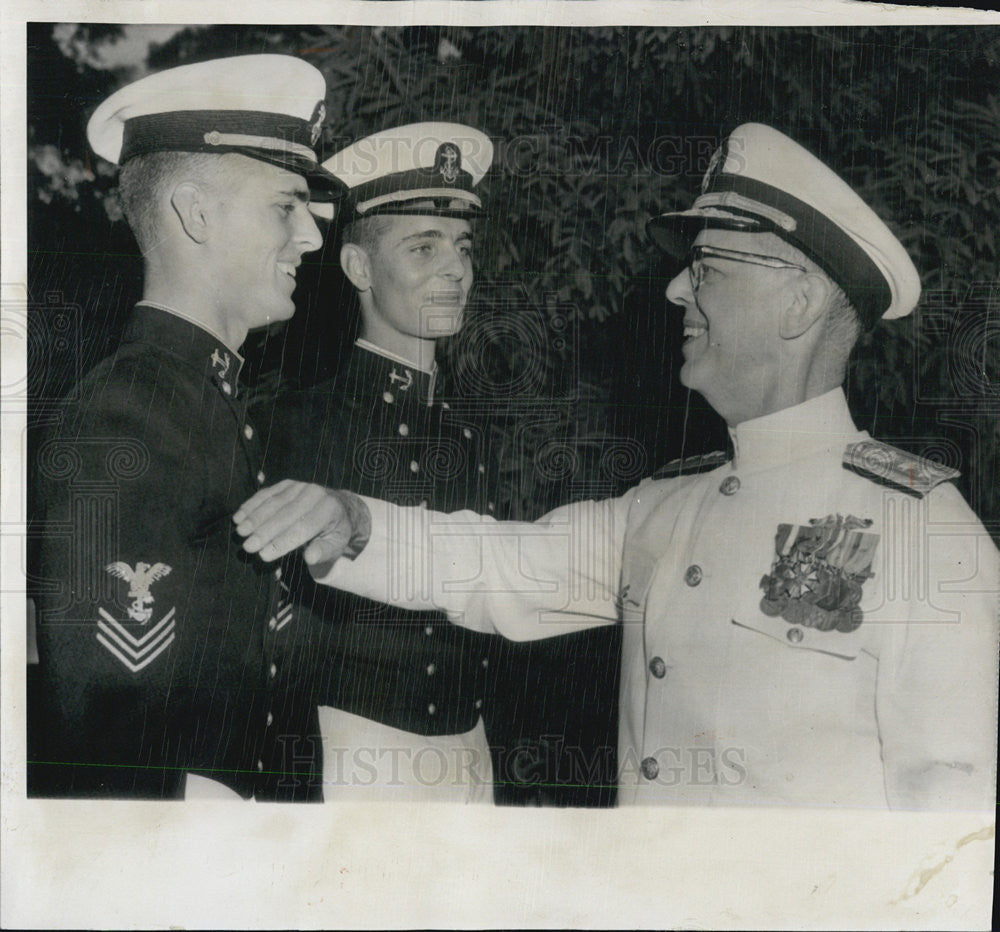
[124,303,246,394]
[354,338,437,405]
[728,388,862,470]
[136,301,242,358]
[354,338,436,376]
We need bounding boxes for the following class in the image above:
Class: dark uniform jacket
[30,305,322,800]
[258,341,497,738]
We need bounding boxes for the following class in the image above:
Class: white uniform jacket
[319,390,999,809]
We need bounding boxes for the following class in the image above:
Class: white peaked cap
[311,121,492,221]
[647,123,921,327]
[87,54,343,202]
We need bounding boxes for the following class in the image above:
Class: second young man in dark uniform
[260,124,500,801]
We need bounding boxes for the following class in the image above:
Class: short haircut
[117,151,233,254]
[819,286,863,374]
[768,235,862,376]
[341,214,394,257]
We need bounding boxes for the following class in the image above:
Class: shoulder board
[651,450,730,480]
[842,439,960,498]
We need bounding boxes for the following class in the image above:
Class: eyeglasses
[688,244,808,294]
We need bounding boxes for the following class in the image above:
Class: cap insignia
[702,136,730,194]
[435,142,461,184]
[309,101,326,148]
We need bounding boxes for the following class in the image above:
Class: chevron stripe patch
[273,604,294,632]
[96,606,176,673]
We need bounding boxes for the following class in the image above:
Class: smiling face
[352,213,474,345]
[207,156,323,332]
[665,229,810,425]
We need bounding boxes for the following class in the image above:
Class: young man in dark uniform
[29,55,343,800]
[259,124,501,801]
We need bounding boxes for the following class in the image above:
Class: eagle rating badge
[759,514,879,633]
[98,561,176,672]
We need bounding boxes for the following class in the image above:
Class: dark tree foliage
[28,23,999,538]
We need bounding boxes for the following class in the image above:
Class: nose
[296,208,324,254]
[439,243,468,280]
[665,267,694,308]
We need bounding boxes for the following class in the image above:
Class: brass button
[206,131,222,146]
[274,567,282,580]
[648,656,667,679]
[463,428,473,439]
[409,460,420,473]
[478,464,486,474]
[256,470,266,485]
[268,617,277,631]
[786,627,804,644]
[266,712,273,727]
[719,475,741,496]
[684,564,703,586]
[269,663,277,678]
[475,699,483,709]
[481,657,489,669]
[427,703,437,716]
[641,757,659,781]
[383,391,394,404]
[424,625,434,636]
[221,381,232,396]
[256,759,264,772]
[243,425,254,440]
[426,663,436,676]
[398,423,409,436]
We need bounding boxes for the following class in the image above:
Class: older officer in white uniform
[235,124,999,811]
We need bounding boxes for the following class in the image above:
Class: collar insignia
[388,366,414,391]
[210,348,231,378]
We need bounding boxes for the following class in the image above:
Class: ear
[169,182,211,245]
[340,243,372,292]
[779,272,832,340]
